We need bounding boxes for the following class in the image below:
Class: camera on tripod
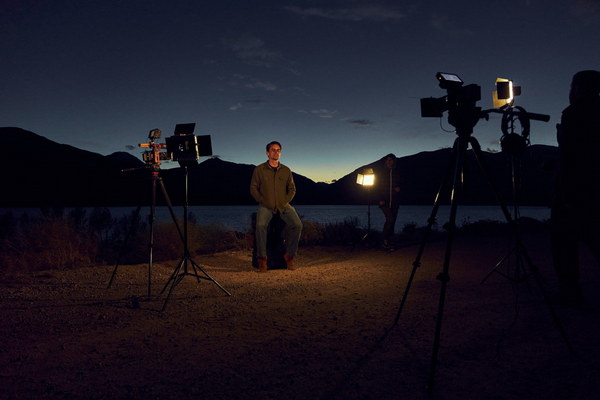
[137,123,213,168]
[420,72,481,118]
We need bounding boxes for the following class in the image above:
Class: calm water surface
[2,205,549,232]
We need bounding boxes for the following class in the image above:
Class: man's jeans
[256,205,303,258]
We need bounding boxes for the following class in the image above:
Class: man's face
[267,144,282,161]
[386,157,395,169]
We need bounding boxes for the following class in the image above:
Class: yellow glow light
[356,168,375,186]
[493,77,514,108]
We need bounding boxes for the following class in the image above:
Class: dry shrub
[299,220,324,245]
[300,218,361,246]
[190,223,246,254]
[139,221,246,261]
[324,217,362,245]
[10,218,97,272]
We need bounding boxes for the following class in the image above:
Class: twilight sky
[2,0,599,182]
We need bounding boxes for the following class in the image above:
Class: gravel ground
[1,228,599,400]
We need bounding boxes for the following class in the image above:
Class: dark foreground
[1,228,599,400]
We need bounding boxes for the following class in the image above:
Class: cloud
[347,118,374,127]
[430,14,473,35]
[223,33,300,76]
[285,3,409,22]
[230,74,278,92]
[229,98,267,112]
[224,34,281,67]
[310,109,338,118]
[244,80,277,91]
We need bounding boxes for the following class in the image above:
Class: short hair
[572,70,600,96]
[266,141,282,152]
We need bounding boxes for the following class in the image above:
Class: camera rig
[136,123,213,170]
[420,72,549,141]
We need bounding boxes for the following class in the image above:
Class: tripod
[160,165,231,311]
[392,126,573,395]
[481,150,529,284]
[107,165,184,297]
[358,188,373,246]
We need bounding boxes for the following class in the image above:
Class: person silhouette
[377,154,401,249]
[551,70,600,306]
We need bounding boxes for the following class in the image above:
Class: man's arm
[285,171,296,204]
[250,167,265,205]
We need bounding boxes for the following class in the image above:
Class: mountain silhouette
[2,127,558,207]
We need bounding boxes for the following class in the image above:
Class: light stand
[356,168,375,246]
[160,163,231,311]
[160,123,231,311]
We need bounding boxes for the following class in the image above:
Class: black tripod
[107,165,184,297]
[481,108,534,284]
[392,122,573,395]
[481,149,529,284]
[160,165,231,311]
[357,187,373,247]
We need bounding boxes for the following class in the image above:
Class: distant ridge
[1,127,559,207]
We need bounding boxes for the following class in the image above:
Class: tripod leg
[107,205,143,288]
[481,246,514,283]
[189,258,232,296]
[394,142,458,326]
[161,261,188,312]
[469,138,574,354]
[146,175,159,297]
[157,177,185,244]
[161,256,186,293]
[427,135,468,395]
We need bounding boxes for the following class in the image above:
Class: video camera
[420,73,481,119]
[140,129,169,166]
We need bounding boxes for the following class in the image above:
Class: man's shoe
[257,257,268,273]
[284,254,297,270]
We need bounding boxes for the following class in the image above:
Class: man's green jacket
[250,162,297,213]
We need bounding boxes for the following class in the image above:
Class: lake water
[2,205,550,232]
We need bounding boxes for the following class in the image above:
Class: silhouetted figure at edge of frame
[250,141,303,272]
[377,154,401,250]
[551,70,600,307]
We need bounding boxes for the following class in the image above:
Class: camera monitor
[436,72,463,89]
